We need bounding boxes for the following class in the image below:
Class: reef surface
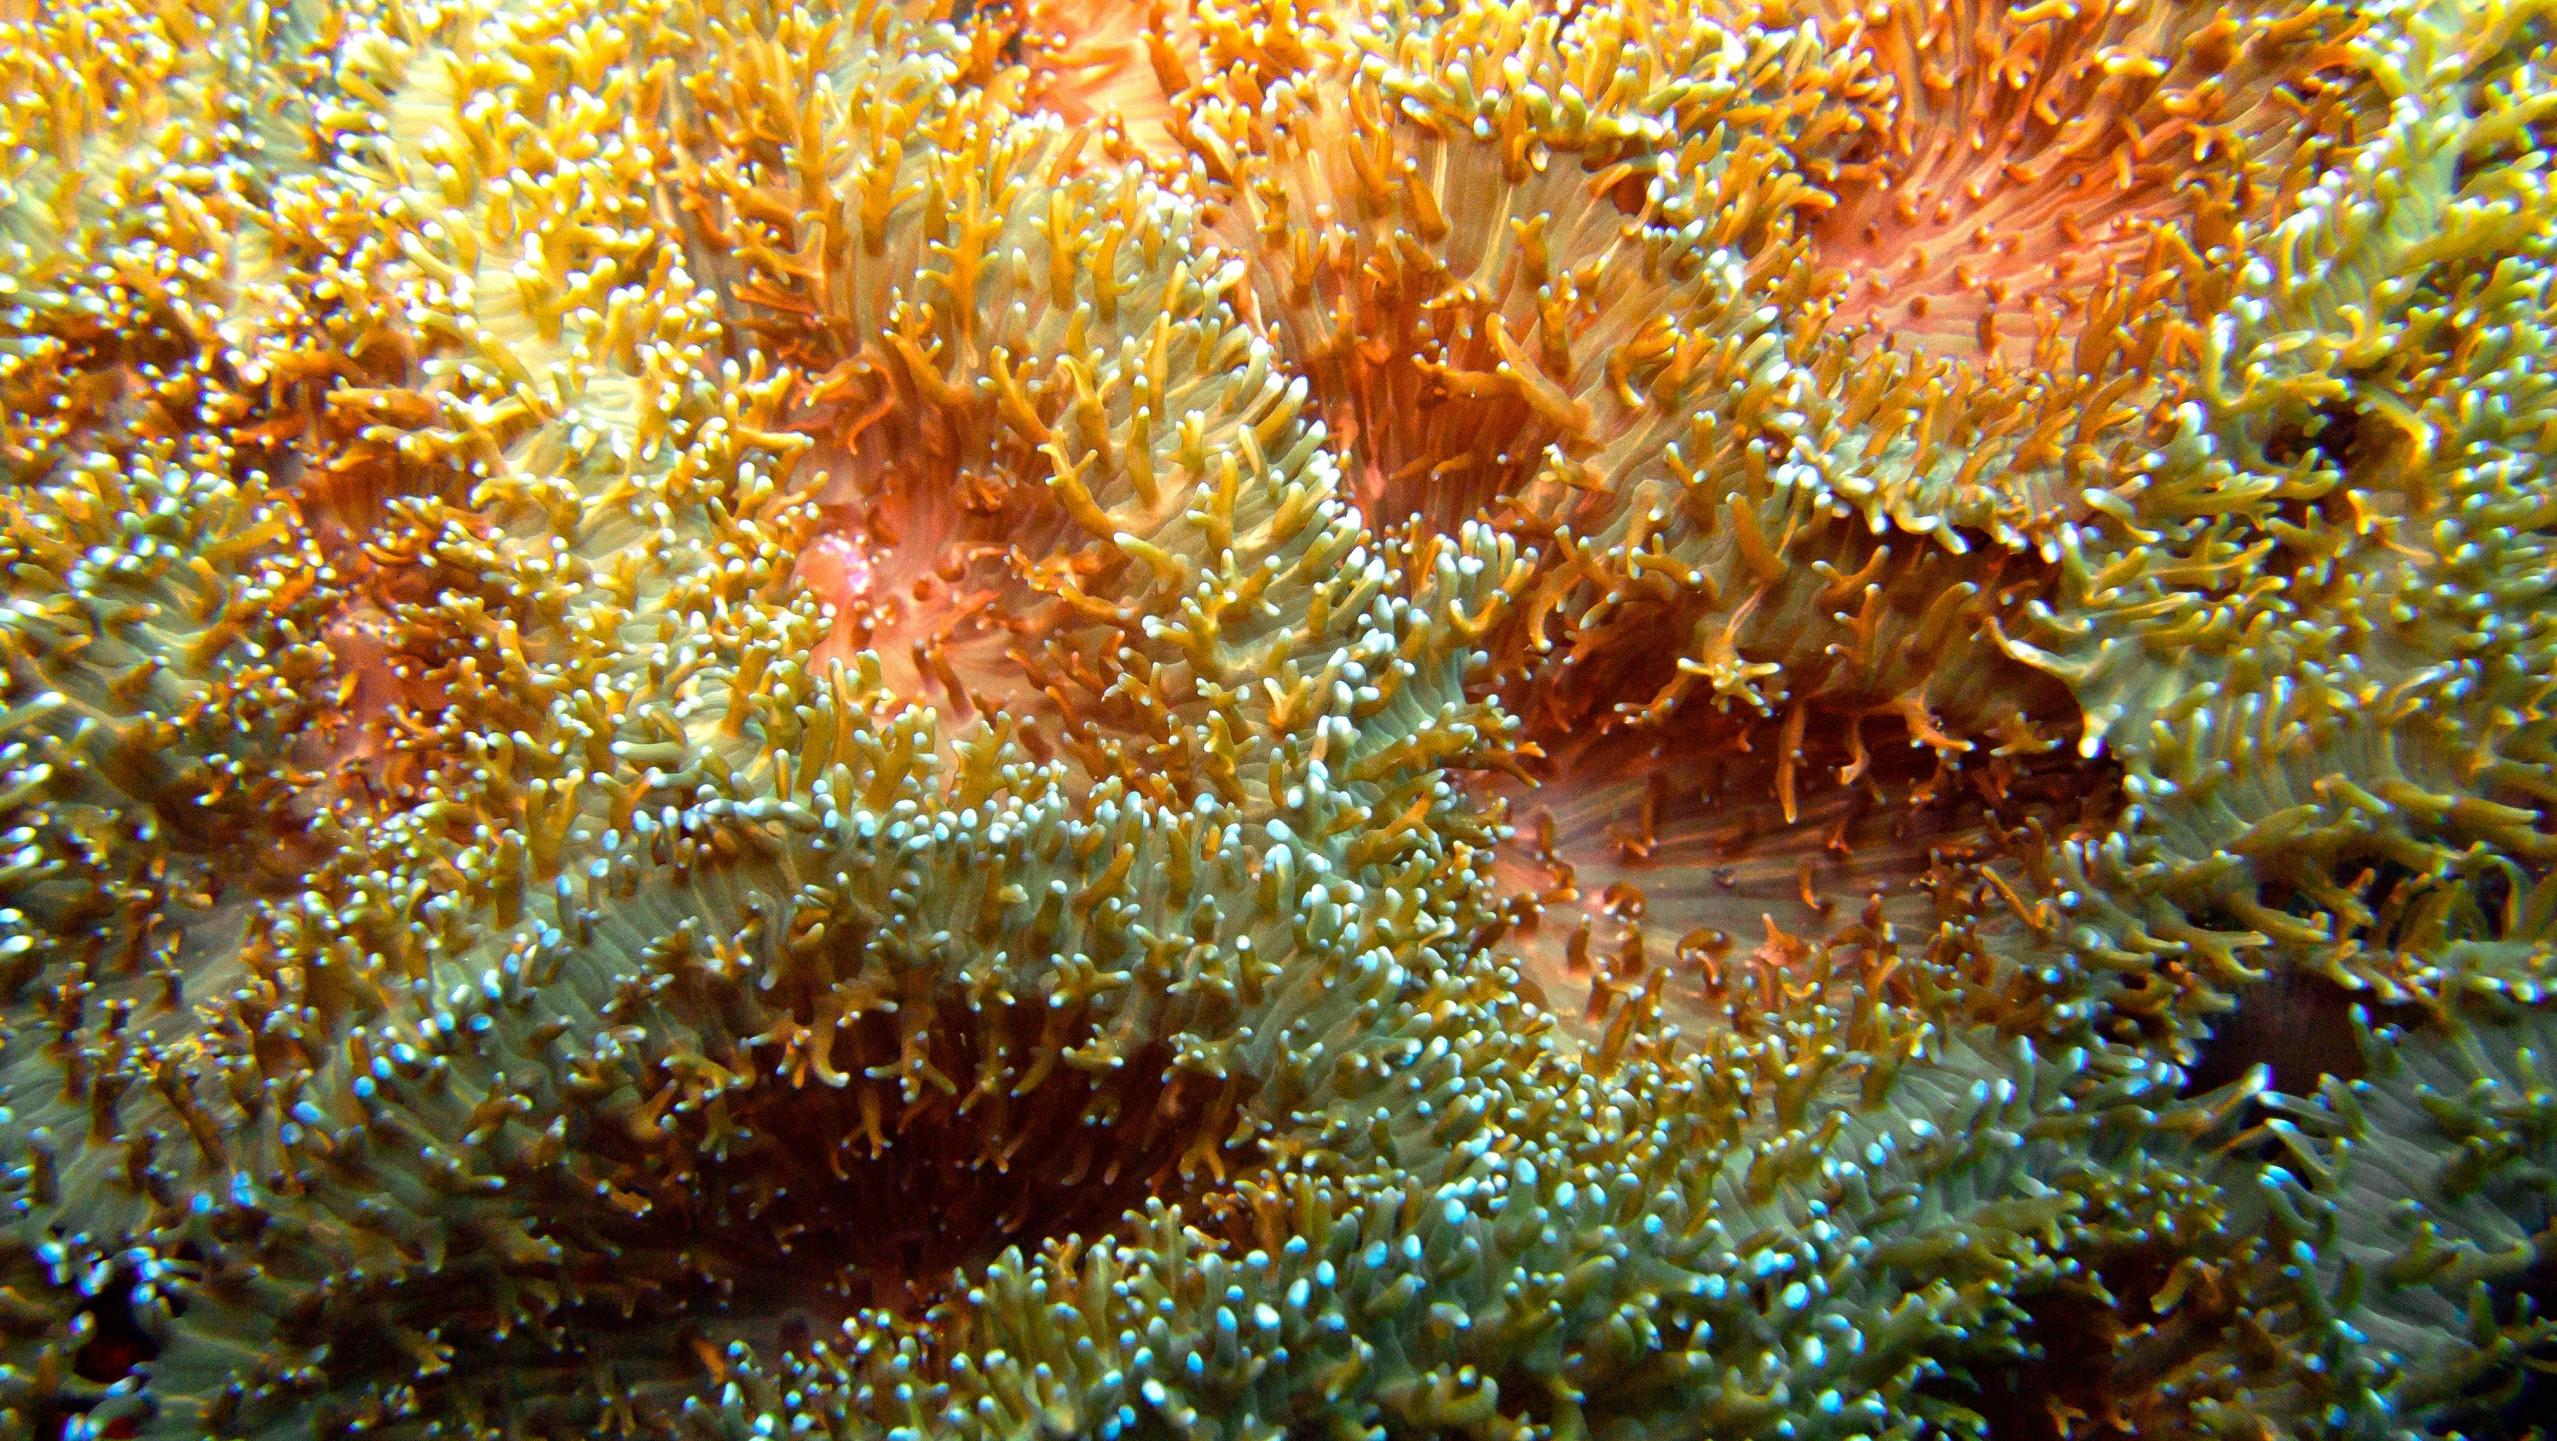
[2,0,2555,1437]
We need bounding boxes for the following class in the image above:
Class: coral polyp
[3,0,2555,1437]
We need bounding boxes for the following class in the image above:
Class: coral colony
[5,0,2557,1436]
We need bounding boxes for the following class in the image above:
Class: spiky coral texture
[0,0,2553,1438]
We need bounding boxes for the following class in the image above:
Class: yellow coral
[2,0,2555,1438]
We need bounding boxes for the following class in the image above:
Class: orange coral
[1809,0,2361,361]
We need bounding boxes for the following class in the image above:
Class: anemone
[3,0,2555,1438]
